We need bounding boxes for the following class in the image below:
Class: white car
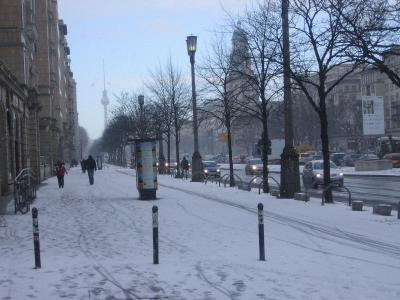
[302,160,344,188]
[245,159,263,175]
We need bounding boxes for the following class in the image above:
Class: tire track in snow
[159,182,400,259]
[59,192,144,299]
[195,263,237,300]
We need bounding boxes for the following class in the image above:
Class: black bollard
[398,201,400,220]
[257,203,265,261]
[32,207,41,268]
[152,206,159,264]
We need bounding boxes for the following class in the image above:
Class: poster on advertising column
[362,96,385,135]
[135,139,157,200]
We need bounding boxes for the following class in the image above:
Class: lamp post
[138,95,145,138]
[280,0,300,198]
[186,35,203,182]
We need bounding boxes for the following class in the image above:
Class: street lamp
[280,0,300,198]
[186,35,203,182]
[138,95,145,138]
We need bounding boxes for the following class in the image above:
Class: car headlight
[156,162,159,166]
[217,169,220,172]
[316,173,322,178]
[339,172,344,176]
[252,165,257,170]
[165,162,169,167]
[204,169,208,173]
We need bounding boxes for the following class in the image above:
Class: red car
[383,153,400,168]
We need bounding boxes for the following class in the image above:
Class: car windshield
[363,154,378,159]
[300,153,310,157]
[250,159,263,164]
[313,161,337,170]
[203,161,217,167]
[332,153,345,159]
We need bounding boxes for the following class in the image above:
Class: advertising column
[135,139,158,200]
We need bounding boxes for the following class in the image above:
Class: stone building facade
[0,0,79,198]
[293,53,400,153]
[0,62,34,196]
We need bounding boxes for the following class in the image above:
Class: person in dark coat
[85,155,97,185]
[55,162,67,188]
[181,156,189,178]
[80,159,87,173]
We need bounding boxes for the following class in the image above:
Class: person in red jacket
[56,162,67,188]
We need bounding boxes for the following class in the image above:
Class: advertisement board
[362,96,385,135]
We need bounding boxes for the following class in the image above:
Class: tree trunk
[261,100,270,193]
[158,133,165,174]
[320,99,332,203]
[226,122,235,187]
[175,125,181,178]
[261,130,270,193]
[167,129,171,174]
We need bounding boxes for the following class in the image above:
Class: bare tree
[147,68,174,174]
[101,115,130,165]
[289,0,360,202]
[198,34,245,187]
[235,0,283,193]
[335,0,400,87]
[147,58,191,177]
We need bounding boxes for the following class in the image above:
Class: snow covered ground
[1,165,399,299]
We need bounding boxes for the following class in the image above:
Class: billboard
[362,96,384,135]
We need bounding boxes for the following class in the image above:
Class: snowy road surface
[1,165,400,299]
[220,166,400,206]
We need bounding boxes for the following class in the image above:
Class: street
[221,168,400,207]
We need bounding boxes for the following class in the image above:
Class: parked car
[343,153,362,166]
[304,154,322,164]
[202,161,221,178]
[383,153,400,168]
[330,152,346,166]
[302,160,344,188]
[232,156,242,164]
[298,152,312,165]
[358,153,379,161]
[245,158,263,176]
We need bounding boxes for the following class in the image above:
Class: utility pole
[280,0,300,198]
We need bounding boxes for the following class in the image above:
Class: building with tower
[101,63,109,129]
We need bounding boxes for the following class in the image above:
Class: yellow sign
[218,132,231,143]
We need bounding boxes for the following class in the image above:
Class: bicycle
[14,181,30,214]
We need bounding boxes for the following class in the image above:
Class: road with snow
[1,165,399,299]
[221,166,400,207]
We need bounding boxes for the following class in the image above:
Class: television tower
[101,61,109,128]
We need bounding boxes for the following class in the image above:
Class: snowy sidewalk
[0,165,399,299]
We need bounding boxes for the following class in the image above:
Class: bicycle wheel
[18,189,30,214]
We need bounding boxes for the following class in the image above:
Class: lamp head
[186,35,197,56]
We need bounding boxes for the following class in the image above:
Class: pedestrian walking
[55,162,67,188]
[80,159,86,173]
[85,155,97,185]
[181,156,189,179]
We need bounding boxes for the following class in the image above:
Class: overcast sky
[58,0,248,140]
